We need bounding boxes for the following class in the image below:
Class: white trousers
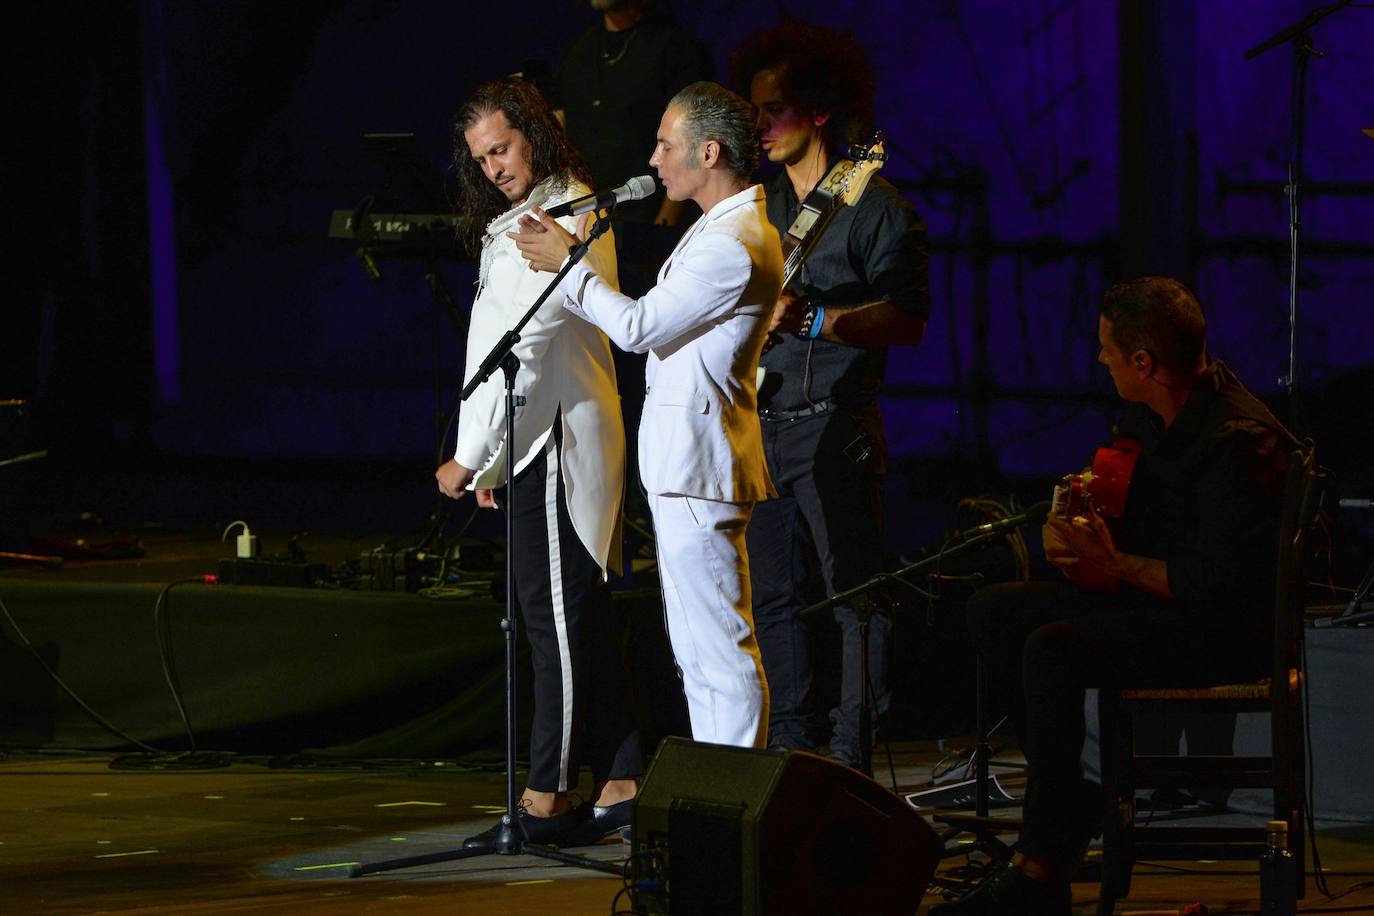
[649,493,769,748]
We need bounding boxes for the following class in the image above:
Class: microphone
[947,501,1052,543]
[543,175,656,218]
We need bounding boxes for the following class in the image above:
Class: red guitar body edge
[1075,438,1141,592]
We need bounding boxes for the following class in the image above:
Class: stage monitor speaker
[631,737,942,915]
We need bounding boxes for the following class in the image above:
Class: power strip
[216,557,327,588]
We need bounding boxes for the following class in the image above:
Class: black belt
[759,399,835,421]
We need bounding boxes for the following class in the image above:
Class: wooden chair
[1095,445,1326,916]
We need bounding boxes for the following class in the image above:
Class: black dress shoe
[560,798,633,847]
[927,860,1070,916]
[462,804,588,850]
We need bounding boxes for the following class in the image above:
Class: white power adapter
[222,519,260,559]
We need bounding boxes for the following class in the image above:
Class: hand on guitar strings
[769,290,809,335]
[1042,520,1081,578]
[762,290,809,352]
[1043,506,1119,576]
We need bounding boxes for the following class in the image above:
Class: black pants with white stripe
[508,433,642,793]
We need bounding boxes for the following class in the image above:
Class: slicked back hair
[1099,276,1208,374]
[452,77,592,255]
[667,81,759,184]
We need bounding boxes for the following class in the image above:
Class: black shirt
[759,170,931,412]
[1113,360,1299,621]
[555,17,712,225]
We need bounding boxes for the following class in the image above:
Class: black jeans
[747,407,889,764]
[966,580,1268,875]
[507,434,642,793]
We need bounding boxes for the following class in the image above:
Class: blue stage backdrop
[28,1,1374,489]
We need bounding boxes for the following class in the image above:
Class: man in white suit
[514,81,783,749]
[437,77,641,848]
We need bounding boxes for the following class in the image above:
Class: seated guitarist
[729,20,931,772]
[936,277,1299,915]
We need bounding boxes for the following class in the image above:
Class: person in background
[555,0,715,518]
[730,19,931,771]
[937,277,1298,914]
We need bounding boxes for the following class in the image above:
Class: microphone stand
[1315,496,1374,628]
[800,518,1040,780]
[349,209,623,879]
[1243,0,1353,422]
[1320,560,1374,627]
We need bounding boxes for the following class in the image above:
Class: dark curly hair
[452,77,593,255]
[729,18,877,154]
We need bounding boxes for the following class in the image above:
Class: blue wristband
[807,304,826,339]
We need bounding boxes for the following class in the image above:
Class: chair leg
[1275,685,1308,900]
[1286,786,1308,902]
[1294,696,1308,901]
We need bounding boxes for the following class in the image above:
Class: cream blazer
[455,176,625,575]
[558,185,781,502]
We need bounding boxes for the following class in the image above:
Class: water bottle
[1259,819,1296,915]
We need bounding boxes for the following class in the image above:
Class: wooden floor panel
[2,749,1371,914]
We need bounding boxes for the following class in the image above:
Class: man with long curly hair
[730,19,931,773]
[437,76,641,848]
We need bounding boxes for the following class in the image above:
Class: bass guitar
[763,133,888,350]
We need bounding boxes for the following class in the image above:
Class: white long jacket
[454,176,625,575]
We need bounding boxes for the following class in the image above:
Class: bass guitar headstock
[819,131,887,209]
[776,131,890,296]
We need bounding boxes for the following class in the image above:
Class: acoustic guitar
[1050,438,1141,591]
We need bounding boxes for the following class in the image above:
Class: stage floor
[3,745,1371,914]
[5,526,1372,912]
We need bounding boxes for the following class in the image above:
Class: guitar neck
[780,194,840,291]
[775,133,886,297]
